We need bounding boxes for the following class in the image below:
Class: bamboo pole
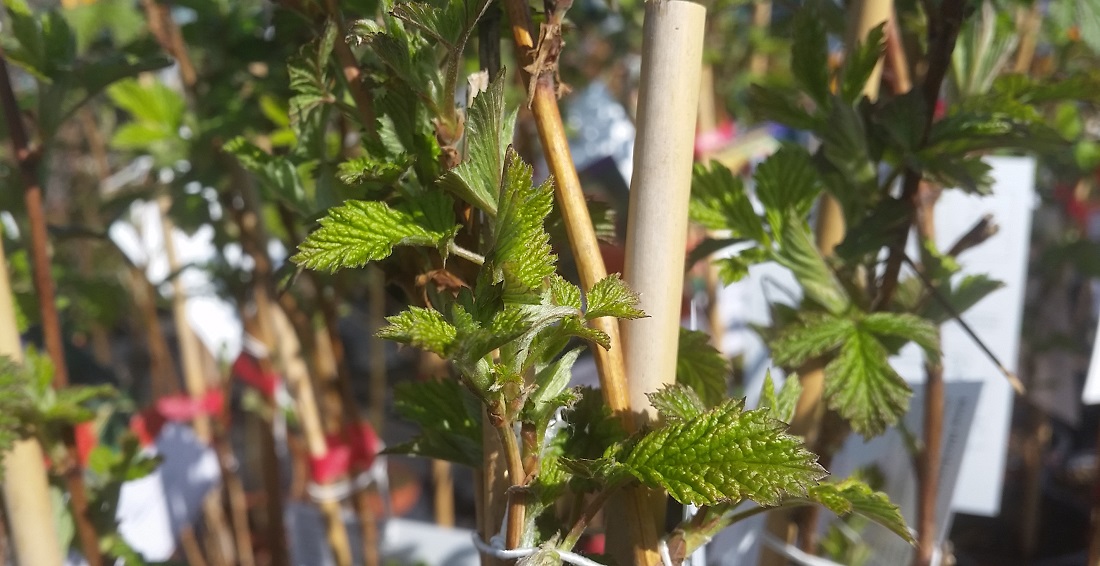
[749,0,773,76]
[1012,2,1041,74]
[157,196,236,566]
[623,0,706,423]
[620,7,706,564]
[913,186,942,566]
[0,241,64,566]
[0,47,104,566]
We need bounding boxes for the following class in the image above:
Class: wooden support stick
[0,241,64,566]
[623,0,706,423]
[157,196,235,566]
[620,7,706,563]
[501,0,632,426]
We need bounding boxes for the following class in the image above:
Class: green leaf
[773,220,851,315]
[378,307,458,356]
[584,274,645,320]
[835,199,911,261]
[293,195,458,272]
[686,237,747,271]
[648,384,706,422]
[562,387,627,462]
[388,379,483,467]
[759,369,802,424]
[224,138,309,209]
[106,79,185,130]
[676,328,730,408]
[438,70,517,214]
[4,0,49,80]
[925,112,1067,156]
[747,84,823,132]
[770,313,852,367]
[917,153,994,194]
[337,154,412,186]
[690,163,766,242]
[808,479,914,544]
[485,148,556,301]
[547,275,582,310]
[754,145,820,237]
[860,312,939,361]
[621,399,826,506]
[840,23,886,104]
[392,1,471,50]
[824,328,911,437]
[715,247,770,284]
[525,347,584,425]
[818,98,878,220]
[790,5,830,106]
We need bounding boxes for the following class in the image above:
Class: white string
[470,533,608,566]
[307,455,390,506]
[658,538,675,566]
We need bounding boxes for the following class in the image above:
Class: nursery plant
[280,1,914,564]
[7,0,1097,565]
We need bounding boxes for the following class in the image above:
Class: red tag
[74,421,97,468]
[309,422,381,484]
[155,389,225,422]
[232,353,279,399]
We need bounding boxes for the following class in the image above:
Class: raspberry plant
[284,2,914,562]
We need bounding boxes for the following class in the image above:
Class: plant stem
[450,242,486,265]
[875,0,967,310]
[494,418,527,549]
[0,46,105,566]
[500,3,662,563]
[562,480,627,549]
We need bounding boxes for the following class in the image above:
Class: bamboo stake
[0,241,64,566]
[749,0,773,76]
[913,186,941,566]
[0,47,104,566]
[623,0,706,422]
[501,0,632,426]
[157,196,236,566]
[621,7,706,564]
[1012,2,1041,74]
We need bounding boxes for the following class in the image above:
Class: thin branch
[875,1,968,311]
[901,253,1025,395]
[562,478,629,549]
[449,242,486,265]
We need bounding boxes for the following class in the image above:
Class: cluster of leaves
[690,3,1100,438]
[0,350,116,462]
[287,0,912,547]
[0,351,158,562]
